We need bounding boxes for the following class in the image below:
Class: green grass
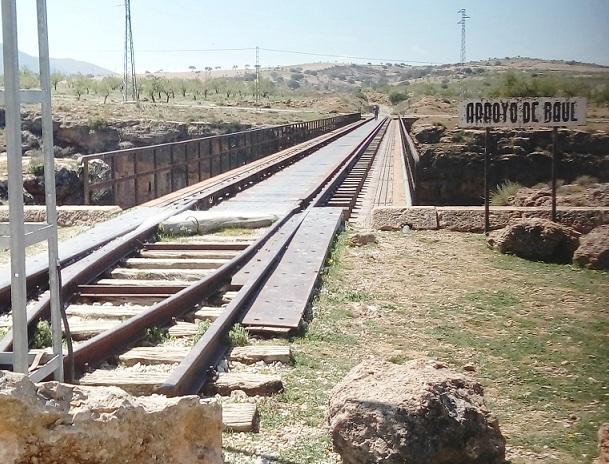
[224,230,608,463]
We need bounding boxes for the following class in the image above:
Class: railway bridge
[0,111,418,431]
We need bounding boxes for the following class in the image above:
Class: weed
[490,180,522,206]
[193,320,212,343]
[143,326,169,345]
[573,175,598,186]
[28,159,45,177]
[87,116,108,131]
[0,327,7,339]
[32,320,52,349]
[228,323,249,347]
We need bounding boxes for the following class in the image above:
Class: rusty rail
[81,113,361,208]
[398,115,419,205]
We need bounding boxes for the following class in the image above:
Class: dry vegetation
[224,229,608,464]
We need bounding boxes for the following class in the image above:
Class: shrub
[490,181,522,206]
[143,326,169,345]
[389,91,408,105]
[227,323,249,347]
[28,158,45,176]
[193,320,212,343]
[87,117,108,131]
[32,320,53,349]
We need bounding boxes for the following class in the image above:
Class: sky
[5,0,609,73]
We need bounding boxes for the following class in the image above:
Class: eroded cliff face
[412,123,609,205]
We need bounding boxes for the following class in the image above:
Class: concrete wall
[0,205,122,227]
[372,206,609,233]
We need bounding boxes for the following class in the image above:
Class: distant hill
[0,46,114,76]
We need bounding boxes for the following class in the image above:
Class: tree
[50,72,64,91]
[70,75,91,100]
[176,79,189,98]
[188,65,196,71]
[143,76,163,103]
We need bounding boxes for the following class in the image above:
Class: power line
[260,48,442,65]
[458,8,470,65]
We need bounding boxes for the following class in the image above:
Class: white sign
[458,97,587,128]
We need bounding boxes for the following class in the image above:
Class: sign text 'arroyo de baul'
[458,97,587,128]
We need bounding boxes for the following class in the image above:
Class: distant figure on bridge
[373,105,380,120]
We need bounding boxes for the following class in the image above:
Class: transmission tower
[123,0,138,101]
[255,45,260,103]
[457,8,470,65]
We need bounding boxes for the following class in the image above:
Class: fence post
[83,158,89,205]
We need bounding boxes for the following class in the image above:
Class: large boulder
[328,359,506,464]
[596,423,609,464]
[487,218,580,263]
[573,225,609,270]
[0,370,222,464]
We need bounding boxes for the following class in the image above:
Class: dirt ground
[224,228,608,464]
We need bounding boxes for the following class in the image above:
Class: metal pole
[551,127,558,222]
[2,0,28,373]
[37,0,63,380]
[484,127,491,235]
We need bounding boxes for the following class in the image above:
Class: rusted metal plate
[241,208,343,329]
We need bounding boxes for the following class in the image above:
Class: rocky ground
[223,229,608,464]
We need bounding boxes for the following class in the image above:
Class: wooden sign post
[458,97,588,234]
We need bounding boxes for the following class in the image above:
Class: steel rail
[0,118,370,354]
[158,118,387,397]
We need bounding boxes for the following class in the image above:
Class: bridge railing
[81,113,361,208]
[398,115,419,205]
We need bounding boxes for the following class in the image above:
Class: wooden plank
[66,304,146,319]
[229,345,292,364]
[168,321,199,338]
[124,257,227,269]
[192,307,224,321]
[139,250,239,260]
[211,372,283,397]
[67,319,120,340]
[245,326,292,337]
[96,278,192,287]
[119,346,189,366]
[78,368,167,395]
[222,403,259,433]
[242,208,343,329]
[110,268,212,281]
[144,242,250,251]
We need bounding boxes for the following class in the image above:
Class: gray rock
[328,359,506,464]
[487,218,580,263]
[348,232,378,246]
[573,225,609,270]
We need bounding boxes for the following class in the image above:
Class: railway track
[0,116,389,432]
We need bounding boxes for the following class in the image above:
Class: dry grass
[224,229,608,464]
